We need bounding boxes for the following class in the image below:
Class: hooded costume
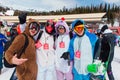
[55,20,73,80]
[5,19,40,80]
[36,19,56,80]
[0,33,7,71]
[68,19,97,80]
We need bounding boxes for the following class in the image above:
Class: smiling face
[74,25,84,36]
[45,19,55,35]
[57,25,66,35]
[29,22,40,36]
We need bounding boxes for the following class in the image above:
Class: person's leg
[82,74,90,80]
[0,69,2,74]
[37,66,46,80]
[65,62,73,80]
[46,65,57,80]
[107,61,115,80]
[0,53,3,74]
[56,70,64,80]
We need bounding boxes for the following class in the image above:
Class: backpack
[3,33,29,68]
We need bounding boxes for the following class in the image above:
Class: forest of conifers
[0,3,120,23]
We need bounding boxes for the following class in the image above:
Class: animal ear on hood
[61,17,65,21]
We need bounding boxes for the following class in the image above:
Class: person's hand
[60,52,69,60]
[93,59,101,64]
[12,54,28,65]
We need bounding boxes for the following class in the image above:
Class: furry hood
[55,20,70,34]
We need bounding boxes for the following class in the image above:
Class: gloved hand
[93,59,101,64]
[18,12,27,24]
[60,52,70,60]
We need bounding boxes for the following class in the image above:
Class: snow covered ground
[0,46,120,80]
[112,46,120,80]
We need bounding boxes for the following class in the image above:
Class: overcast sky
[0,0,120,11]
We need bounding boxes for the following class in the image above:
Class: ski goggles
[57,25,65,30]
[46,21,54,26]
[74,25,84,32]
[29,22,40,31]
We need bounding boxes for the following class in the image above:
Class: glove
[93,59,101,64]
[18,12,27,24]
[60,52,69,60]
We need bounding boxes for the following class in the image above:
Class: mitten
[60,52,69,60]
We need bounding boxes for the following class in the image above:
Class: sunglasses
[58,25,65,29]
[29,22,40,31]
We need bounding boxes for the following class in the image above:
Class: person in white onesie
[36,19,57,80]
[55,19,73,80]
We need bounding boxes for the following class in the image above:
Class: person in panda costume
[55,19,73,80]
[36,19,57,80]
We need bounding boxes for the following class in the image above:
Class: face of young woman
[58,28,65,35]
[29,22,40,36]
[74,25,84,36]
[29,29,38,36]
[57,25,66,35]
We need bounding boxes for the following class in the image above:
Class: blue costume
[0,33,7,69]
[68,19,97,80]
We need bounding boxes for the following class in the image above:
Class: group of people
[0,12,116,80]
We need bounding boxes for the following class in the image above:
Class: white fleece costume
[55,34,70,73]
[55,20,73,80]
[36,29,56,80]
